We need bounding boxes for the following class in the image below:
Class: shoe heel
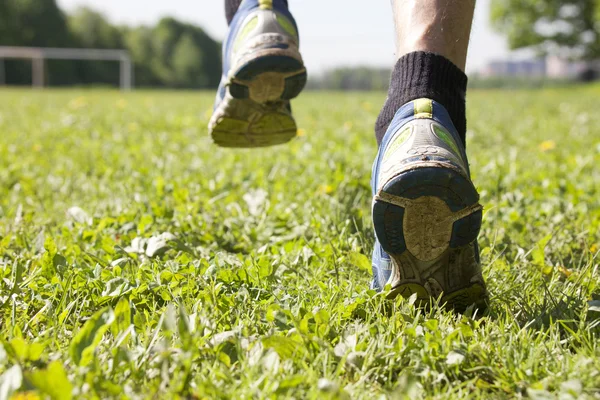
[229,32,306,103]
[230,54,306,103]
[373,166,481,258]
[373,166,487,310]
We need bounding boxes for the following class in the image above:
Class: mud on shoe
[209,0,306,148]
[371,98,488,312]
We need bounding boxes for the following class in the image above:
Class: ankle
[375,52,468,147]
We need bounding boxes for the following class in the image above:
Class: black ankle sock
[226,0,289,25]
[375,52,468,147]
[225,0,243,24]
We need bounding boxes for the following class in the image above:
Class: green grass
[0,87,599,399]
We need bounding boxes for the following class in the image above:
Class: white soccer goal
[0,46,134,90]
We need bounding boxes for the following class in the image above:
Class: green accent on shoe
[234,16,259,53]
[276,14,298,40]
[433,125,461,156]
[414,98,433,119]
[259,0,273,9]
[383,126,412,162]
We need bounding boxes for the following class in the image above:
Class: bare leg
[375,0,476,145]
[393,0,475,71]
[371,0,487,312]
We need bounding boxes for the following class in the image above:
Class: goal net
[0,46,133,90]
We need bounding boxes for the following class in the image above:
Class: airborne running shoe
[209,0,306,148]
[371,98,488,312]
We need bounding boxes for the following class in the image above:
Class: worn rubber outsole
[230,54,307,103]
[209,96,297,148]
[373,165,488,312]
[209,51,306,148]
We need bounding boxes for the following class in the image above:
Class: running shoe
[209,0,306,148]
[371,98,488,312]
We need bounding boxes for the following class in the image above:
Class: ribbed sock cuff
[226,0,244,25]
[375,52,468,146]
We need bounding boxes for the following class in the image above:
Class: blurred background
[1,0,599,90]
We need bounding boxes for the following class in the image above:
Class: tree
[147,18,220,88]
[68,8,125,86]
[172,33,205,87]
[0,2,221,88]
[122,26,161,86]
[0,0,75,85]
[491,0,600,59]
[69,8,124,49]
[0,2,17,45]
[308,67,391,91]
[6,0,73,47]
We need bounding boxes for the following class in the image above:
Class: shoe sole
[209,48,307,148]
[373,164,488,312]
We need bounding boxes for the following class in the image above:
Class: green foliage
[0,2,221,88]
[67,8,125,87]
[70,307,115,367]
[0,0,75,85]
[4,0,72,47]
[26,361,73,400]
[172,34,206,87]
[0,88,599,398]
[308,67,392,91]
[144,18,221,88]
[468,75,575,89]
[491,0,600,59]
[69,8,124,49]
[0,2,17,45]
[122,26,161,87]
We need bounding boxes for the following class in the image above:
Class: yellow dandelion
[127,122,139,132]
[68,96,87,110]
[541,265,553,276]
[591,244,598,253]
[297,128,306,137]
[557,266,572,278]
[318,184,333,195]
[539,140,556,152]
[11,392,41,400]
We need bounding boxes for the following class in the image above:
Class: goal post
[0,46,134,90]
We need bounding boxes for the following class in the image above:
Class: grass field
[0,87,599,399]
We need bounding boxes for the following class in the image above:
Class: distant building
[480,57,599,80]
[480,59,546,78]
[546,56,600,80]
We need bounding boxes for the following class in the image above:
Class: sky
[56,0,515,74]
